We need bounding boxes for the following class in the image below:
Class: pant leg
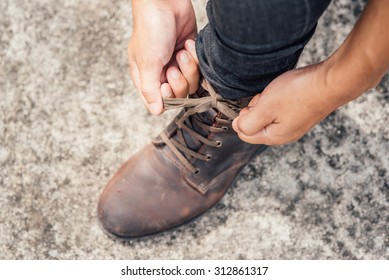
[196,0,332,99]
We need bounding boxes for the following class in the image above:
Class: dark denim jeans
[196,0,331,99]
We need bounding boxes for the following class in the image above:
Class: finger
[236,95,260,117]
[166,66,189,98]
[177,50,199,94]
[232,95,274,136]
[236,127,273,145]
[237,123,293,146]
[129,60,163,113]
[128,43,141,91]
[128,60,141,91]
[185,39,199,64]
[237,106,250,116]
[128,49,156,111]
[160,67,167,84]
[161,55,178,84]
[161,82,174,98]
[248,94,260,107]
[138,61,164,114]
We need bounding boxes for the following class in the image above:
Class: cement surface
[1,0,388,259]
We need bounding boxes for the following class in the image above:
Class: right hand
[128,0,197,114]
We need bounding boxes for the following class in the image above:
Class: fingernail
[149,103,160,115]
[171,68,180,79]
[187,40,195,50]
[180,51,189,63]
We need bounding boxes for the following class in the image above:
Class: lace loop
[163,80,240,120]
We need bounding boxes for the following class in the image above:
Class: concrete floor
[1,0,388,259]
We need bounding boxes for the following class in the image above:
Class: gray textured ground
[1,0,388,259]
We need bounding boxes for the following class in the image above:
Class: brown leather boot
[98,80,266,239]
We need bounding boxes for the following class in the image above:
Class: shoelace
[161,80,241,174]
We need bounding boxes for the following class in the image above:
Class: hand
[161,40,200,99]
[232,0,389,145]
[232,63,340,145]
[128,0,197,114]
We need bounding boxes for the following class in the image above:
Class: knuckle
[174,82,189,95]
[186,65,199,76]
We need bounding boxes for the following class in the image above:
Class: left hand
[232,62,341,145]
[128,0,197,114]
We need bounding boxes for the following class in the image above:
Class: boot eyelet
[215,140,222,147]
[194,169,200,175]
[205,154,212,161]
[222,126,228,131]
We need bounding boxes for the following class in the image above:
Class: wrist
[321,53,381,108]
[319,0,389,108]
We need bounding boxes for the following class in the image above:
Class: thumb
[234,123,274,145]
[233,95,274,136]
[185,39,199,64]
[139,61,164,115]
[232,98,275,144]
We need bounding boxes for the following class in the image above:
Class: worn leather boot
[98,80,266,239]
